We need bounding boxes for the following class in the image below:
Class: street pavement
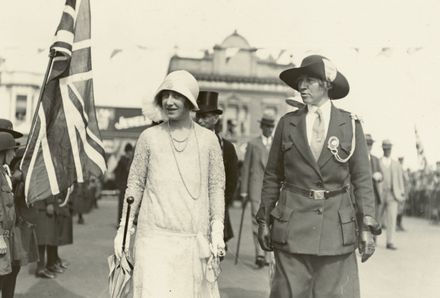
[15,195,440,298]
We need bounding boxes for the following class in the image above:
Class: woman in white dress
[113,70,226,298]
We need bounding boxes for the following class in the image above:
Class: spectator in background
[195,91,239,248]
[365,134,383,222]
[240,111,275,268]
[0,132,20,292]
[114,143,133,224]
[379,140,405,250]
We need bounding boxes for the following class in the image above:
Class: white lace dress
[122,122,225,298]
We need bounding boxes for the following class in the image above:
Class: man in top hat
[377,140,405,251]
[195,91,239,246]
[257,55,380,297]
[240,110,276,268]
[366,133,384,221]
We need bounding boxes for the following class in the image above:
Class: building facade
[168,31,296,151]
[0,67,42,140]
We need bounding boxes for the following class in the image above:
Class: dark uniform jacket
[258,105,375,256]
[0,167,16,275]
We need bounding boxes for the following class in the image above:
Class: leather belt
[283,183,349,200]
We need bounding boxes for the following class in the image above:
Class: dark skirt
[34,211,58,246]
[56,206,73,246]
[72,184,94,215]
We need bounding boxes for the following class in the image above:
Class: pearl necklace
[167,121,202,200]
[168,121,191,152]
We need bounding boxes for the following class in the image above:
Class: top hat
[196,91,223,115]
[382,139,393,149]
[365,133,374,145]
[279,55,350,99]
[154,70,200,111]
[259,111,276,127]
[0,119,23,138]
[0,132,20,152]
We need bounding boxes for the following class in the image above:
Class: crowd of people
[0,118,101,297]
[1,53,438,297]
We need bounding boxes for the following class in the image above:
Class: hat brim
[0,128,23,138]
[196,109,223,115]
[259,120,275,127]
[280,64,350,100]
[0,144,20,152]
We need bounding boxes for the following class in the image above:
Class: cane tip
[126,197,134,204]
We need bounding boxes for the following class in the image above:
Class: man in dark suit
[366,133,383,221]
[114,143,133,224]
[257,55,380,298]
[195,91,239,246]
[240,111,275,268]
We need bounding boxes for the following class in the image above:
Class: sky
[1,0,440,169]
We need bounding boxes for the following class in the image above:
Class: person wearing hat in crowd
[257,55,381,297]
[113,70,226,297]
[0,120,36,296]
[195,91,239,249]
[240,110,276,268]
[366,134,384,222]
[378,139,405,250]
[0,132,19,291]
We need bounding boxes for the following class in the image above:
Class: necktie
[310,108,325,160]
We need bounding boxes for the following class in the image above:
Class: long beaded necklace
[167,121,202,200]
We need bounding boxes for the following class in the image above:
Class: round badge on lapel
[328,136,339,152]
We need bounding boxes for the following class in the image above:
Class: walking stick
[234,197,250,265]
[122,197,134,253]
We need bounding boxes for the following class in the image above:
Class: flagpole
[19,49,56,170]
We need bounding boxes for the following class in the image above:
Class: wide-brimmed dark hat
[196,91,223,115]
[0,132,20,152]
[279,55,350,99]
[0,119,23,138]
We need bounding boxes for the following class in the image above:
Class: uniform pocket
[339,209,356,246]
[270,205,294,244]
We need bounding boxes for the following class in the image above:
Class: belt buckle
[312,190,325,200]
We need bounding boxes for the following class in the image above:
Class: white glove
[211,220,225,258]
[113,226,134,259]
[372,172,383,182]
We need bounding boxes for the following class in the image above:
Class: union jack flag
[20,0,106,204]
